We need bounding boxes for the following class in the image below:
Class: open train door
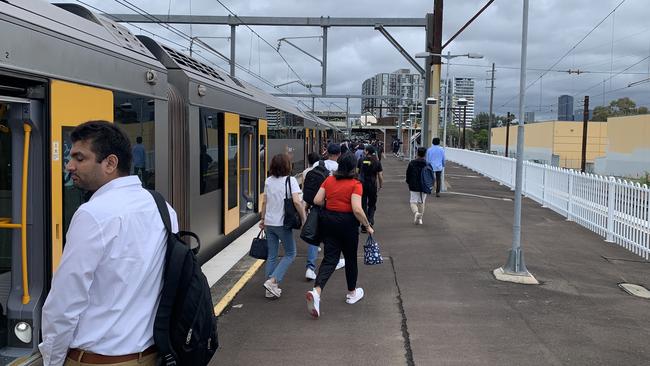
[258,119,267,213]
[223,113,240,234]
[50,80,113,271]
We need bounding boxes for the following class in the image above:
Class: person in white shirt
[301,152,322,281]
[39,121,177,366]
[259,153,306,298]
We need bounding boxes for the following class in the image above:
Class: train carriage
[0,0,339,362]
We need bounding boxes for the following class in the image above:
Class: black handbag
[249,230,268,259]
[300,206,321,245]
[283,177,302,230]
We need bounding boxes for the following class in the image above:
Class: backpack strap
[148,190,183,365]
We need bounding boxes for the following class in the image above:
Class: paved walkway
[210,156,650,366]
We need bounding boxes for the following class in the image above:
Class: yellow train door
[50,80,112,271]
[258,119,267,213]
[223,113,240,234]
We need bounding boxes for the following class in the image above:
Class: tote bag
[283,177,302,230]
[363,235,383,265]
[249,230,268,259]
[300,206,320,245]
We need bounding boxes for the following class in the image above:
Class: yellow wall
[607,114,650,154]
[491,120,608,168]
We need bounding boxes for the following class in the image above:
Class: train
[0,0,342,362]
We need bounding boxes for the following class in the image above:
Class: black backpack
[149,190,218,366]
[302,160,329,205]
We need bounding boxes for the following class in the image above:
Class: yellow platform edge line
[214,259,265,316]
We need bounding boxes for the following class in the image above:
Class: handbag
[283,176,302,230]
[363,235,383,265]
[249,229,268,259]
[300,206,321,245]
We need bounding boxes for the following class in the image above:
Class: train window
[199,108,222,194]
[227,133,238,210]
[239,124,257,218]
[113,92,156,189]
[0,104,11,273]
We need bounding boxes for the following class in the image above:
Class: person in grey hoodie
[405,147,429,225]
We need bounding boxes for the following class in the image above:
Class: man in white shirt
[39,121,177,366]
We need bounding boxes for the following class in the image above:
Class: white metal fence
[446,148,650,260]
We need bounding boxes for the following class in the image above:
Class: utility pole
[581,95,589,172]
[487,63,495,152]
[505,112,511,157]
[422,1,443,147]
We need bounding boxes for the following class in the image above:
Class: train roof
[135,36,337,130]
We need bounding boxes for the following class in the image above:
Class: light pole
[457,97,468,149]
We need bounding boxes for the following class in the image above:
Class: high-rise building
[558,95,574,121]
[448,77,475,126]
[524,111,535,123]
[361,69,423,118]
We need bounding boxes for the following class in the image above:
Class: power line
[450,62,649,76]
[499,0,627,108]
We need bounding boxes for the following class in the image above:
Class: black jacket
[406,158,427,192]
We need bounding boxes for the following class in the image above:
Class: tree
[590,97,648,121]
[592,105,609,121]
[638,106,649,115]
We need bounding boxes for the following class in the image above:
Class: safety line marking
[214,259,264,316]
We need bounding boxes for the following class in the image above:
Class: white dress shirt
[39,175,178,366]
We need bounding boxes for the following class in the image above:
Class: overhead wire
[499,0,628,108]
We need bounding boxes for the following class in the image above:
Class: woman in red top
[305,153,374,318]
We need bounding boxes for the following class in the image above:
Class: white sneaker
[264,279,281,298]
[346,288,364,304]
[305,268,317,281]
[335,258,345,270]
[265,288,281,299]
[414,212,419,224]
[417,214,423,225]
[306,289,320,318]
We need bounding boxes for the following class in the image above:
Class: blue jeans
[306,244,319,270]
[265,226,297,283]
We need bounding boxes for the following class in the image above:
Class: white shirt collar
[90,175,142,201]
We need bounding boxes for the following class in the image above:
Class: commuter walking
[259,154,306,299]
[312,143,346,271]
[302,152,322,281]
[354,143,365,163]
[40,121,176,366]
[305,154,374,318]
[132,136,145,181]
[426,137,445,197]
[357,145,383,229]
[406,147,429,225]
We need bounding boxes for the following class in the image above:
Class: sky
[65,0,650,121]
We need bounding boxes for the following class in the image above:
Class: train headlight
[14,321,32,343]
[145,70,158,85]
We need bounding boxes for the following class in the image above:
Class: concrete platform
[210,157,650,366]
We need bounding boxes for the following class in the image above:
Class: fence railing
[446,148,650,260]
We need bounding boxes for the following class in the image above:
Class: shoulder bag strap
[147,190,182,364]
[285,176,293,198]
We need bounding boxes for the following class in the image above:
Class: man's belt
[67,345,157,364]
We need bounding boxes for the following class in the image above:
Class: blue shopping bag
[363,235,383,265]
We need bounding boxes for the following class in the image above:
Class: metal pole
[503,0,531,276]
[398,104,403,156]
[322,26,328,96]
[581,96,589,172]
[423,56,432,147]
[442,53,450,148]
[505,112,511,157]
[488,62,495,152]
[463,105,467,149]
[346,97,350,137]
[230,25,236,77]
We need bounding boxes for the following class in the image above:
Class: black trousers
[361,184,378,225]
[435,171,442,194]
[314,210,359,291]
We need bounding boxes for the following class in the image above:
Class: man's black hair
[136,136,143,144]
[432,137,441,145]
[70,120,132,176]
[307,152,320,165]
[417,147,427,157]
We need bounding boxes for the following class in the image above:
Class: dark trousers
[361,184,378,225]
[435,171,442,194]
[315,210,359,291]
